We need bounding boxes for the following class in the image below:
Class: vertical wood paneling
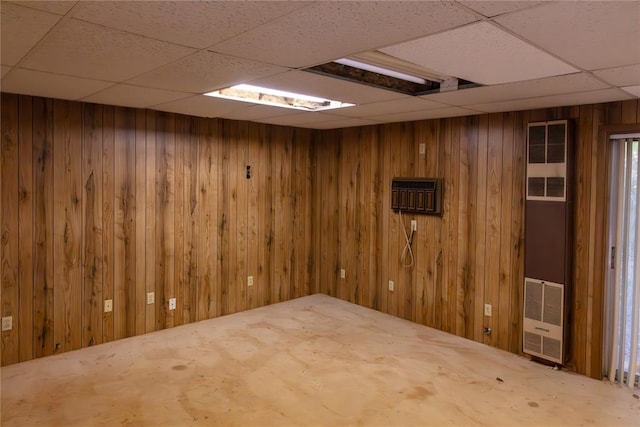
[52,99,82,353]
[144,111,157,332]
[134,109,146,336]
[82,103,103,347]
[182,116,199,324]
[1,93,20,364]
[18,96,34,361]
[102,106,115,344]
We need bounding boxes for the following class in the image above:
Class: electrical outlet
[1,316,13,331]
[419,143,426,155]
[169,298,176,310]
[484,303,492,317]
[411,220,417,231]
[147,292,155,305]
[388,280,394,291]
[247,276,254,287]
[104,299,113,313]
[340,269,346,279]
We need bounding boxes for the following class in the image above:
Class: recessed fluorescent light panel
[204,84,354,111]
[305,58,479,96]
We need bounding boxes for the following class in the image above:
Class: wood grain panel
[82,103,103,347]
[18,96,34,361]
[102,106,115,344]
[144,110,157,332]
[1,93,20,364]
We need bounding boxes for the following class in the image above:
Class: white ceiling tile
[246,70,405,105]
[71,1,308,49]
[0,2,61,66]
[468,89,634,113]
[152,95,251,118]
[458,1,546,18]
[81,84,191,109]
[211,1,478,68]
[328,97,448,118]
[1,65,12,78]
[21,18,195,82]
[367,107,479,123]
[593,64,640,88]
[0,68,113,100]
[423,73,610,106]
[495,1,640,70]
[257,112,340,127]
[218,105,297,122]
[8,1,76,15]
[381,21,577,85]
[621,85,640,98]
[304,117,383,130]
[128,51,286,94]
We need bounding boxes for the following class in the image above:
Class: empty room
[1,1,640,426]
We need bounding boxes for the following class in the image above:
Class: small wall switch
[247,276,254,287]
[419,143,426,155]
[340,269,346,279]
[104,299,113,313]
[388,280,394,291]
[1,316,13,331]
[147,292,155,305]
[169,298,176,310]
[484,303,492,317]
[411,220,417,231]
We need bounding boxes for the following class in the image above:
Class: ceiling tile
[468,89,634,113]
[128,51,286,94]
[218,105,297,122]
[381,21,577,85]
[327,97,448,118]
[621,85,640,98]
[211,1,478,68]
[0,68,113,100]
[8,1,76,15]
[257,111,340,127]
[458,1,545,18]
[152,95,250,118]
[246,70,405,105]
[1,65,12,78]
[21,18,195,82]
[304,117,382,130]
[81,84,191,109]
[367,107,479,123]
[0,2,61,66]
[423,73,610,106]
[496,1,640,70]
[71,1,307,49]
[593,64,640,88]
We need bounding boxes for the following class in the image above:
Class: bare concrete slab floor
[1,294,639,426]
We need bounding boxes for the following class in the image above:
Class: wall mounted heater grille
[391,178,442,215]
[523,119,573,365]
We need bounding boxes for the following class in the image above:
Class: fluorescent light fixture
[334,58,427,84]
[204,84,354,111]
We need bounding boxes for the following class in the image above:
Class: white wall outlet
[419,143,426,155]
[340,269,346,279]
[411,220,417,231]
[247,276,254,287]
[169,298,176,310]
[1,316,13,331]
[147,292,155,305]
[388,280,394,291]
[484,303,492,317]
[104,299,113,313]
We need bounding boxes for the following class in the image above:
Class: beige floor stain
[1,294,639,426]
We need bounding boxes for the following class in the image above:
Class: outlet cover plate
[1,316,12,331]
[104,299,113,313]
[340,269,346,279]
[147,292,155,305]
[388,280,394,291]
[248,276,254,287]
[484,303,492,317]
[169,298,176,310]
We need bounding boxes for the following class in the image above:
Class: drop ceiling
[1,1,638,130]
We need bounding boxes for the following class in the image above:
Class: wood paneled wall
[312,100,640,379]
[2,92,639,380]
[0,94,316,365]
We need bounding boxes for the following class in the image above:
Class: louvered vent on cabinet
[523,278,565,364]
[526,120,569,201]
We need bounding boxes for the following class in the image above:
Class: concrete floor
[1,294,639,426]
